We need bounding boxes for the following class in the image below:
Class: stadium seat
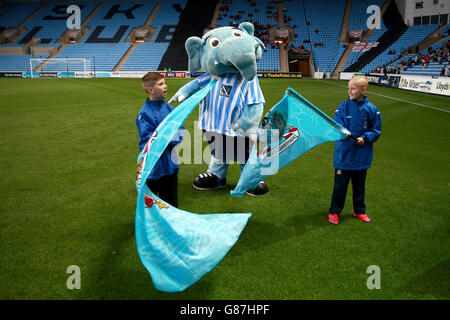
[0,0,448,74]
[122,0,186,71]
[361,24,441,73]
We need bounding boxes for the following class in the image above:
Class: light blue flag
[135,78,251,292]
[231,87,350,197]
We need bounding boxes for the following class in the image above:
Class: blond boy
[328,76,382,224]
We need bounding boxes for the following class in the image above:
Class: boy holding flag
[328,76,382,225]
[136,72,184,207]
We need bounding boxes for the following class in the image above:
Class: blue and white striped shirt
[196,73,265,136]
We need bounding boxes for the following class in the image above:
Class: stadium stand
[347,0,385,32]
[282,0,309,51]
[0,1,184,72]
[17,2,98,46]
[344,0,408,72]
[342,21,388,71]
[342,0,387,71]
[385,36,450,76]
[302,0,347,73]
[55,1,157,71]
[0,53,47,71]
[0,3,49,71]
[344,1,447,74]
[0,2,42,30]
[123,0,188,71]
[156,0,215,71]
[50,43,132,71]
[0,0,448,76]
[214,0,280,71]
[361,24,441,73]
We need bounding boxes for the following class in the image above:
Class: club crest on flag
[282,126,299,140]
[143,130,158,153]
[258,125,300,160]
[144,195,169,209]
[257,145,271,159]
[231,87,350,197]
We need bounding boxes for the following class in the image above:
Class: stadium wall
[340,71,450,96]
[396,0,450,26]
[2,69,447,96]
[0,70,190,79]
[0,70,304,79]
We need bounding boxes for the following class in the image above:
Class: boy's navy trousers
[329,169,367,215]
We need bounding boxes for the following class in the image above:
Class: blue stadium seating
[0,54,47,71]
[215,0,279,71]
[49,43,132,71]
[343,19,388,70]
[122,42,174,71]
[302,0,347,73]
[71,1,157,71]
[362,24,440,72]
[399,62,448,76]
[347,0,385,32]
[394,36,450,76]
[121,0,186,71]
[343,0,387,70]
[83,1,156,43]
[17,2,98,46]
[283,0,310,50]
[0,0,447,75]
[389,34,448,65]
[0,1,182,72]
[0,2,42,29]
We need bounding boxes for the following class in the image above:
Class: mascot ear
[185,36,204,72]
[238,22,265,51]
[238,22,254,36]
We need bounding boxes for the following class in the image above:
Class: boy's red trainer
[354,213,371,222]
[328,213,339,225]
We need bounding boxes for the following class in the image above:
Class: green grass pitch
[0,77,449,300]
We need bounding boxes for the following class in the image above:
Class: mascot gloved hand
[169,22,269,196]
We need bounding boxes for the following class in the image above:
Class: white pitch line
[367,91,450,113]
[321,80,450,114]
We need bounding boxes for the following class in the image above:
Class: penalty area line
[320,80,450,114]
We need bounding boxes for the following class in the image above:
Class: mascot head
[185,22,265,81]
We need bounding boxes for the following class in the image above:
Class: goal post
[29,57,93,78]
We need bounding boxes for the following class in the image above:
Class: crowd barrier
[340,72,450,96]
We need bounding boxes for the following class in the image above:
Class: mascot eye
[208,37,220,48]
[233,31,242,37]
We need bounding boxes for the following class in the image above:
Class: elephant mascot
[169,22,268,196]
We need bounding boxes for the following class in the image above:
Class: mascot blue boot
[169,22,268,196]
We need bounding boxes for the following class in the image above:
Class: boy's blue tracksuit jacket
[136,98,184,180]
[333,96,382,170]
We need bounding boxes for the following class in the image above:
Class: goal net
[29,58,94,78]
